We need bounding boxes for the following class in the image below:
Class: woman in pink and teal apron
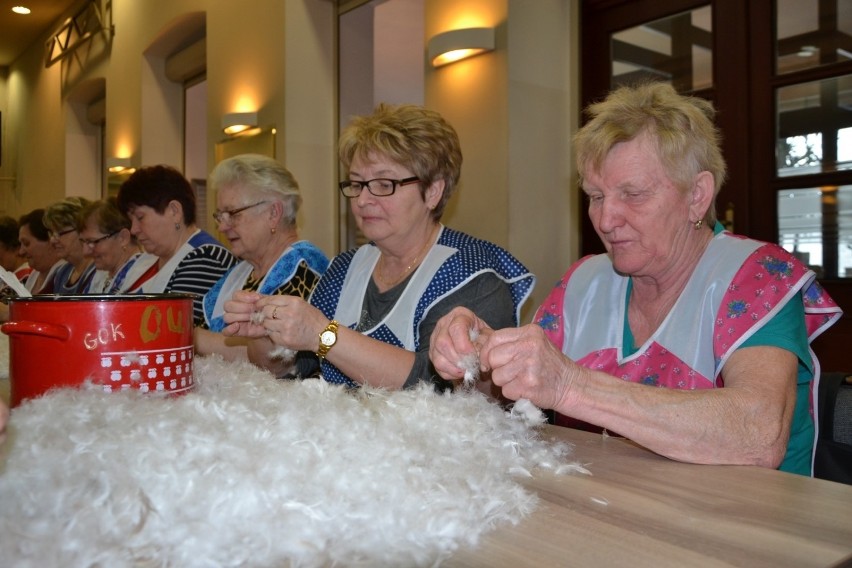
[430,83,842,476]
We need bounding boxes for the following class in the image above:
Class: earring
[175,223,181,231]
[694,219,704,230]
[270,227,276,234]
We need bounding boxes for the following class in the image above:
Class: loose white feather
[269,346,297,361]
[459,327,481,389]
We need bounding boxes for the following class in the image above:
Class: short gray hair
[209,154,302,226]
[574,82,727,225]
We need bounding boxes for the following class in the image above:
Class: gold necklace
[377,227,437,288]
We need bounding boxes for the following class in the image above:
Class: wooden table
[447,427,852,568]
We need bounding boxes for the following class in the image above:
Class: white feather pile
[0,355,588,567]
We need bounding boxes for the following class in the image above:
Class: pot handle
[1,320,70,341]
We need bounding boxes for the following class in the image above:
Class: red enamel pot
[1,293,196,407]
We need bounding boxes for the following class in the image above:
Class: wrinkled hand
[429,307,494,380]
[479,324,579,411]
[253,295,328,352]
[222,290,268,338]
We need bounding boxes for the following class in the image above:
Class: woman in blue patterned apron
[429,83,842,476]
[195,154,329,368]
[222,104,535,391]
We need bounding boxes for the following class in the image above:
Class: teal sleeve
[740,292,814,475]
[740,292,812,374]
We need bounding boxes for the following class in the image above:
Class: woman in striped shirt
[117,165,236,325]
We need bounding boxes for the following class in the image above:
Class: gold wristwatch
[316,320,339,361]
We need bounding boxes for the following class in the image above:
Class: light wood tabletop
[446,426,852,568]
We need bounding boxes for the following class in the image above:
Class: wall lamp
[106,157,135,174]
[222,111,258,135]
[427,27,495,68]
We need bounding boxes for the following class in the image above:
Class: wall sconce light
[427,27,495,68]
[222,111,258,135]
[106,157,135,174]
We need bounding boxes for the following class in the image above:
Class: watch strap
[316,319,339,360]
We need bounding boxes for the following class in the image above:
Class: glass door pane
[776,0,852,75]
[778,185,852,278]
[610,5,713,91]
[775,74,852,177]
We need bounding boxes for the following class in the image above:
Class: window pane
[776,0,852,75]
[610,6,712,91]
[777,185,852,278]
[776,75,852,177]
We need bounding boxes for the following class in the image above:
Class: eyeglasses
[47,228,76,240]
[213,201,268,224]
[79,230,120,247]
[338,177,420,198]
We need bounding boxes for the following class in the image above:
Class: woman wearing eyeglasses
[222,104,534,392]
[43,197,97,295]
[117,165,237,325]
[194,154,329,363]
[78,198,158,294]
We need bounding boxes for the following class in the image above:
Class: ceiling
[0,0,80,67]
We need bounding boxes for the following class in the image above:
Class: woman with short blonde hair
[43,197,96,295]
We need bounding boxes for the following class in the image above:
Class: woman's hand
[429,306,494,380]
[223,291,330,355]
[254,295,329,352]
[222,290,268,338]
[480,324,580,411]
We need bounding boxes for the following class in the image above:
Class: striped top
[167,242,237,325]
[131,230,237,326]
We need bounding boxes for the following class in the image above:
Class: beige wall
[507,0,579,315]
[2,34,66,215]
[0,0,579,315]
[0,0,338,254]
[426,0,578,317]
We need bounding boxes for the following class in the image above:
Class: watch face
[320,330,336,346]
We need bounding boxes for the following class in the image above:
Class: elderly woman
[195,154,329,362]
[117,165,237,325]
[429,83,842,476]
[78,198,158,294]
[222,104,535,389]
[43,197,97,295]
[17,208,64,294]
